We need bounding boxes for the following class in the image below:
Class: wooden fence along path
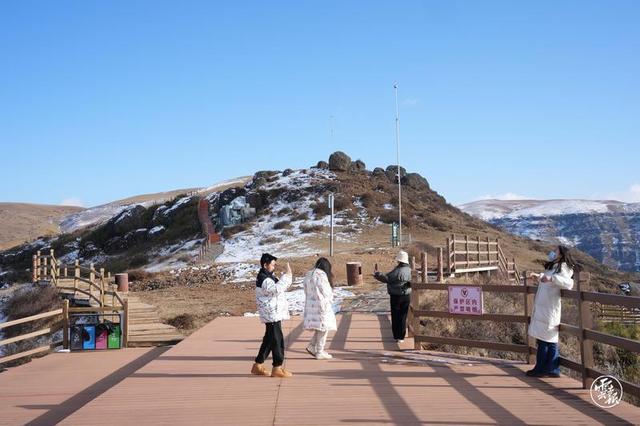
[445,234,520,283]
[1,314,639,425]
[408,261,640,400]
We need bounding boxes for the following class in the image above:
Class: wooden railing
[445,234,520,284]
[32,250,124,308]
[408,270,640,399]
[0,299,129,366]
[196,197,223,263]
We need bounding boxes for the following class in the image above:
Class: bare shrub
[311,202,330,217]
[167,313,196,330]
[273,220,291,230]
[261,236,281,244]
[291,211,309,221]
[300,224,323,234]
[128,269,152,282]
[1,284,62,367]
[222,222,251,239]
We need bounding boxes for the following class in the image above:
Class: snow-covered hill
[459,199,640,221]
[460,199,640,272]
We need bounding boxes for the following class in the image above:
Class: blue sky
[1,1,639,207]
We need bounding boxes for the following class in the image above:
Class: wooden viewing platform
[1,313,639,425]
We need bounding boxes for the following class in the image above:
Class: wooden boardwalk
[1,314,639,425]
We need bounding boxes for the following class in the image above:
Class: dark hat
[260,253,277,267]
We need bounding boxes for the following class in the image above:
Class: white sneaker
[316,351,333,360]
[396,339,405,343]
[305,345,316,357]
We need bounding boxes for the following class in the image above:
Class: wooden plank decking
[1,313,639,425]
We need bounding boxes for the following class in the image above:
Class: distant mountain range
[460,199,640,272]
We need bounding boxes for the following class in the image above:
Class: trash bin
[95,324,109,350]
[115,273,129,292]
[346,262,363,286]
[70,325,84,350]
[82,325,96,350]
[108,325,121,349]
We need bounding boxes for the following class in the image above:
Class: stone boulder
[385,165,407,183]
[254,170,279,180]
[315,161,329,170]
[282,168,294,177]
[351,159,367,172]
[372,167,386,178]
[402,173,430,191]
[328,151,351,171]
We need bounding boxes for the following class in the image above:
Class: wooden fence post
[465,235,470,272]
[437,247,444,283]
[123,299,129,348]
[32,254,37,282]
[523,272,536,364]
[576,270,594,389]
[36,250,42,281]
[421,252,427,284]
[446,237,452,275]
[74,260,80,293]
[43,255,48,281]
[62,299,69,349]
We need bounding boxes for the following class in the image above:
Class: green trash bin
[108,324,121,349]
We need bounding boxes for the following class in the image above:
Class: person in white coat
[526,245,576,378]
[303,257,337,360]
[251,253,294,378]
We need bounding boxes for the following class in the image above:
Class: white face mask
[548,251,557,262]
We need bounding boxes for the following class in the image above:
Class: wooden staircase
[126,295,184,347]
[33,250,184,348]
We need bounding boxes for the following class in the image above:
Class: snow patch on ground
[59,202,154,233]
[217,263,260,283]
[144,238,203,273]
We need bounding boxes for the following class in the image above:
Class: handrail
[0,309,63,330]
[410,271,640,398]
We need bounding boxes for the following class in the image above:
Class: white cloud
[473,192,529,201]
[60,197,84,207]
[606,183,640,203]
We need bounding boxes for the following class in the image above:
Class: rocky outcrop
[402,173,430,191]
[385,165,407,183]
[351,159,367,172]
[329,151,351,171]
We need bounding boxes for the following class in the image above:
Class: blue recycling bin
[82,325,96,350]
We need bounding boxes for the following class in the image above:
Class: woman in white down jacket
[303,257,337,360]
[527,245,577,378]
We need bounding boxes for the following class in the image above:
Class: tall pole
[394,83,402,246]
[329,193,334,256]
[330,115,334,145]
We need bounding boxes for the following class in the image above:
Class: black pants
[255,321,285,367]
[390,294,411,340]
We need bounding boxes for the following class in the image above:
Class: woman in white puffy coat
[303,257,337,360]
[527,245,576,378]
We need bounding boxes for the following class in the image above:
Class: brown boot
[251,363,270,376]
[271,366,293,378]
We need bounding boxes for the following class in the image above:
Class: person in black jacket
[373,250,412,343]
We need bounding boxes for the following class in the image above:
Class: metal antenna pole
[394,83,402,246]
[330,115,334,144]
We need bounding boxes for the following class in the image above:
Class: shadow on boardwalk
[1,314,638,425]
